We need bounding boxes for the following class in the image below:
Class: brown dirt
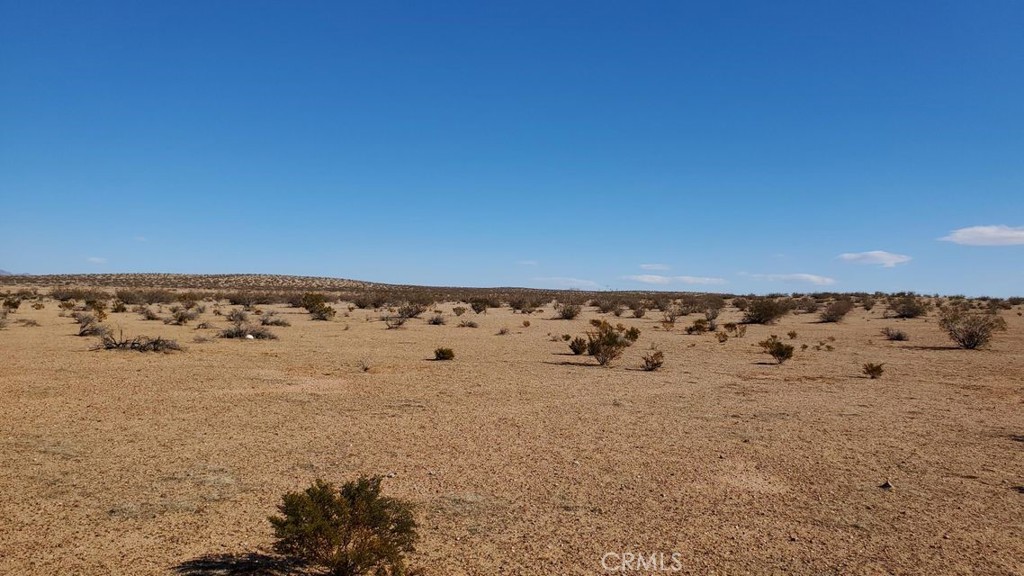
[1,296,1022,575]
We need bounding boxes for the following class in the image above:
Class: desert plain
[0,276,1022,575]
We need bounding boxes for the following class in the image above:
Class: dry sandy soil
[1,293,1022,575]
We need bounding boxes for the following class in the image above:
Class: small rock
[879,480,894,490]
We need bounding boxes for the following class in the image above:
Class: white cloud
[623,274,727,286]
[838,250,912,268]
[940,225,1024,246]
[134,236,148,242]
[624,274,673,285]
[533,277,602,290]
[639,263,671,271]
[86,257,107,264]
[751,273,836,286]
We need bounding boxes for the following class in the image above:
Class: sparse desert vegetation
[0,275,1021,575]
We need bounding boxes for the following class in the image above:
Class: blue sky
[1,1,1021,295]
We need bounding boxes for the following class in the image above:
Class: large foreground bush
[269,476,419,576]
[938,309,1007,349]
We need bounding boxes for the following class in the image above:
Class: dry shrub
[434,347,455,361]
[759,335,794,364]
[641,348,664,371]
[261,313,291,327]
[862,362,884,379]
[881,327,908,341]
[97,330,181,352]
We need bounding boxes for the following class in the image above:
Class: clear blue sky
[2,1,1022,295]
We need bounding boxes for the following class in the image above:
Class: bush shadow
[173,552,310,576]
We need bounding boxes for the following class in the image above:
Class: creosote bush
[555,302,582,320]
[819,299,855,323]
[759,335,794,364]
[886,295,929,319]
[938,309,1007,349]
[862,362,884,379]
[742,299,790,324]
[269,476,419,576]
[310,303,337,321]
[586,320,640,366]
[427,314,446,326]
[434,347,455,361]
[452,306,467,317]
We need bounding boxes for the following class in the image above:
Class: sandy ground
[1,298,1022,575]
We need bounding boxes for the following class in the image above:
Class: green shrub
[452,306,467,317]
[887,295,929,319]
[470,300,488,314]
[938,309,1007,349]
[555,302,582,320]
[397,303,427,319]
[165,306,200,325]
[310,303,337,321]
[743,299,789,324]
[685,318,708,334]
[586,320,640,366]
[269,477,419,576]
[434,347,455,361]
[759,335,794,364]
[819,299,854,323]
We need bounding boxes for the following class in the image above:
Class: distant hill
[0,269,11,276]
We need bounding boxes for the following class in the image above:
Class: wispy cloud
[639,263,670,271]
[87,256,107,264]
[533,276,602,290]
[940,225,1024,246]
[134,235,148,242]
[838,250,911,267]
[751,273,836,286]
[517,259,539,266]
[623,274,727,286]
